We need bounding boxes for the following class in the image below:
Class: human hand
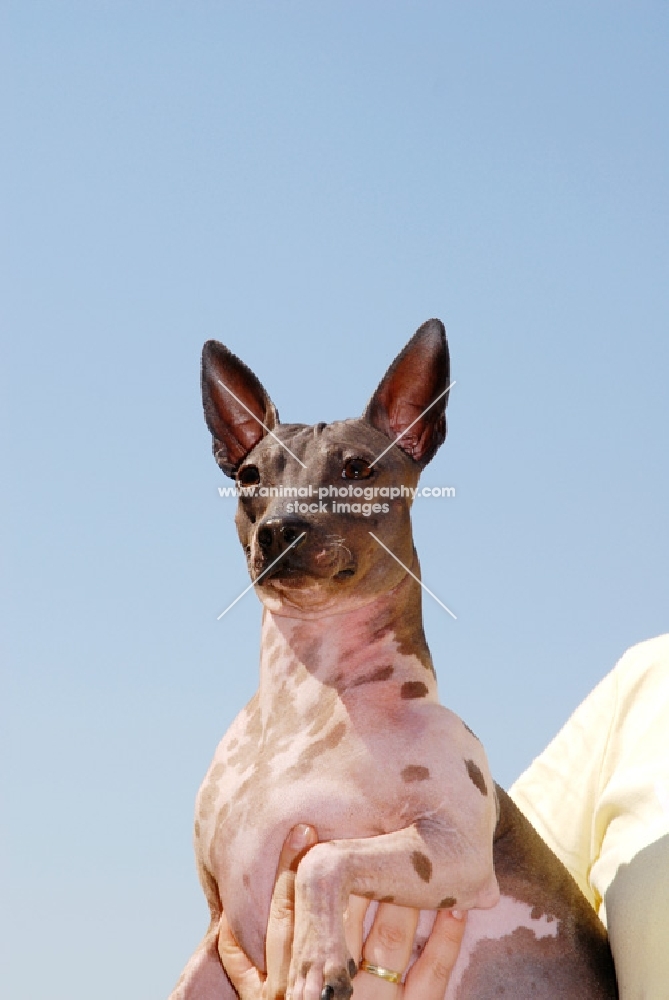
[218,824,466,1000]
[345,894,466,1000]
[218,823,319,999]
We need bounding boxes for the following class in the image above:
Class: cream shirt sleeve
[509,635,669,997]
[509,634,669,920]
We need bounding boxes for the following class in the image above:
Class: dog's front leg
[287,825,499,1000]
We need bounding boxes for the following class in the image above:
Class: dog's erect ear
[363,319,450,466]
[201,341,279,477]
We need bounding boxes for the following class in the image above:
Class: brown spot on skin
[401,764,430,782]
[463,721,480,742]
[439,896,457,908]
[305,720,347,757]
[265,645,282,667]
[227,696,263,772]
[194,820,201,838]
[465,759,488,796]
[227,739,257,772]
[369,664,394,682]
[366,587,435,675]
[305,687,338,738]
[198,761,226,817]
[300,638,323,667]
[265,681,299,733]
[287,721,348,780]
[284,755,316,781]
[244,706,262,739]
[411,850,433,882]
[300,961,312,977]
[243,873,250,888]
[197,862,222,918]
[349,664,394,688]
[348,958,358,978]
[262,631,280,655]
[379,895,395,903]
[213,801,231,845]
[401,681,429,699]
[368,620,391,644]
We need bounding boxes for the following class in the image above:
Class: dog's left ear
[363,319,450,466]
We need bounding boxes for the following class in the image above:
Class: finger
[403,910,467,1000]
[344,894,371,965]
[218,910,264,1000]
[265,824,318,1000]
[364,902,419,972]
[354,903,419,999]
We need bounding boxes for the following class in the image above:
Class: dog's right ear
[201,341,279,477]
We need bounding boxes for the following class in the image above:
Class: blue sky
[3,3,668,998]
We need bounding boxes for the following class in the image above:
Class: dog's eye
[238,465,260,486]
[343,458,373,480]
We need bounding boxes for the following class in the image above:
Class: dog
[170,320,617,1000]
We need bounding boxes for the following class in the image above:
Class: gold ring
[359,960,402,985]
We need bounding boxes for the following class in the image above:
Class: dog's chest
[195,671,434,966]
[200,685,408,840]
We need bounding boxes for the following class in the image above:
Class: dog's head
[202,320,450,614]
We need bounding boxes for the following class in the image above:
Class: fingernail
[451,909,464,920]
[289,824,315,849]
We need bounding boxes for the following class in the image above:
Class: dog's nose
[257,517,309,554]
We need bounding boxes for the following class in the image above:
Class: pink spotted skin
[169,322,617,1000]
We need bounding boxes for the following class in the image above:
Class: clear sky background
[2,3,667,998]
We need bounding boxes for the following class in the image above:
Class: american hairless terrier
[170,321,617,999]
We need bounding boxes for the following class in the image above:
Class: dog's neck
[257,567,437,709]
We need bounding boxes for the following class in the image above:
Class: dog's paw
[287,926,357,1000]
[319,965,355,1000]
[288,961,354,1000]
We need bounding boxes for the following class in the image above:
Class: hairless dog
[170,321,617,1000]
